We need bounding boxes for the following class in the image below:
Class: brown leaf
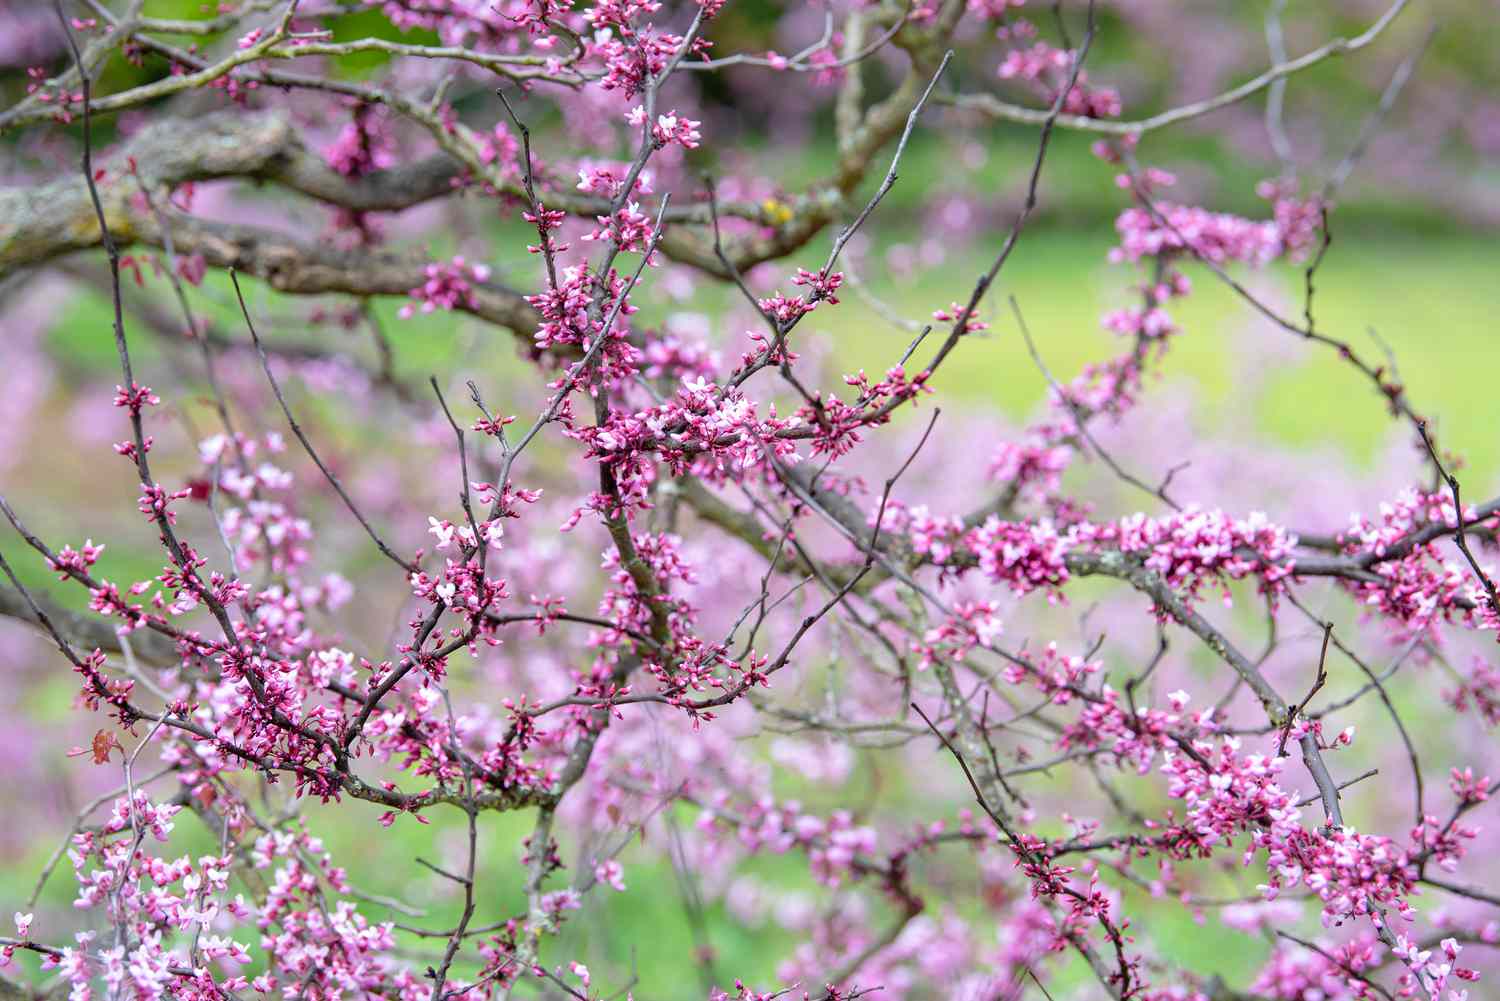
[91,729,122,765]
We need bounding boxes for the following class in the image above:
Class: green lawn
[797,226,1500,487]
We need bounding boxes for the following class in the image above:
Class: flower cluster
[323,103,396,178]
[998,41,1122,118]
[1111,198,1319,266]
[1336,489,1499,635]
[1077,506,1300,606]
[398,256,492,318]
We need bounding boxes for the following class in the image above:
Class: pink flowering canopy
[0,1,1497,1000]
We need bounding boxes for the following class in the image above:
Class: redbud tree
[0,0,1496,999]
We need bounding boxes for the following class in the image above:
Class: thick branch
[0,583,178,667]
[2,186,539,335]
